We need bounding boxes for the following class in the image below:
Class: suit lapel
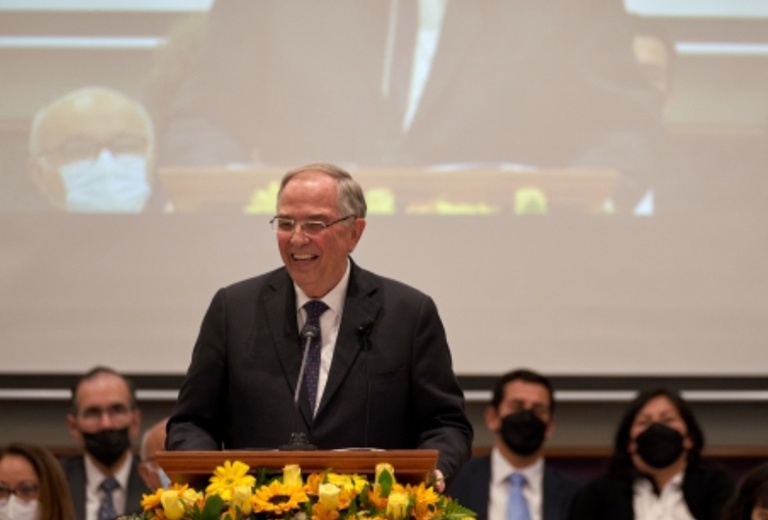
[263,269,311,425]
[72,458,86,520]
[316,262,381,417]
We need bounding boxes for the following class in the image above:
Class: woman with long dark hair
[722,462,768,520]
[568,388,734,520]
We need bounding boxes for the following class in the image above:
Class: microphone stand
[280,324,319,450]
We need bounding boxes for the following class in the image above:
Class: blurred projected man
[27,86,159,213]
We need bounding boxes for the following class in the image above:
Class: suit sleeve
[166,288,229,450]
[410,294,473,481]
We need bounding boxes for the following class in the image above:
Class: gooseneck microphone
[280,324,319,450]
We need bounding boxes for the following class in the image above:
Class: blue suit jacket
[59,454,150,520]
[448,455,581,520]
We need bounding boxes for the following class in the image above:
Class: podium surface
[156,449,438,487]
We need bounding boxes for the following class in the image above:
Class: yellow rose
[283,464,303,488]
[386,491,409,520]
[375,463,395,485]
[160,490,187,520]
[232,484,253,515]
[318,483,341,510]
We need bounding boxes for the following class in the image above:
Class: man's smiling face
[275,170,365,298]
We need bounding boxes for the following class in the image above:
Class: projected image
[0,0,766,216]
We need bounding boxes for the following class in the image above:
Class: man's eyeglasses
[270,215,356,235]
[0,483,39,501]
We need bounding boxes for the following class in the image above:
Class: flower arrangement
[124,460,475,520]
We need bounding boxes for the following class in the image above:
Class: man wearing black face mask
[60,366,150,520]
[449,369,581,520]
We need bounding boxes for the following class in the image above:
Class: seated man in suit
[449,369,581,520]
[60,366,151,520]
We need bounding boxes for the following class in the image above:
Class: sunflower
[206,460,256,501]
[251,479,309,515]
[312,501,341,520]
[140,489,163,512]
[409,483,441,520]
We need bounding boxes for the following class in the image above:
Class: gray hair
[278,162,367,218]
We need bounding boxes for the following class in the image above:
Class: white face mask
[58,149,151,213]
[0,496,40,520]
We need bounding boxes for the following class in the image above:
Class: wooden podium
[155,450,438,488]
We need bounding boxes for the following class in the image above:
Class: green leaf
[200,494,226,520]
[441,500,477,520]
[378,469,393,497]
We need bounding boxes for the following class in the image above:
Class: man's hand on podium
[432,469,445,492]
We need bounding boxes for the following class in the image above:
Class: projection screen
[1,0,767,378]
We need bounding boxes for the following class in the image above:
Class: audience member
[0,442,77,520]
[61,366,150,520]
[568,387,734,520]
[722,462,768,520]
[449,369,580,520]
[27,86,164,213]
[167,162,472,487]
[137,418,170,491]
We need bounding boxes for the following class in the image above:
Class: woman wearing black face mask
[568,388,734,520]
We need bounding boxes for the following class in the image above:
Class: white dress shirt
[294,259,351,415]
[83,453,132,520]
[488,447,545,520]
[633,472,695,520]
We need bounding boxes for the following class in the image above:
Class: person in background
[568,387,734,520]
[167,163,472,488]
[0,443,77,520]
[449,369,581,520]
[721,462,768,520]
[137,418,170,491]
[60,366,150,520]
[27,86,165,213]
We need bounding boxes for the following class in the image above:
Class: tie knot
[510,473,526,488]
[100,476,119,493]
[304,300,329,322]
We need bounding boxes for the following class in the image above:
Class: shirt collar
[490,446,545,492]
[294,258,350,316]
[84,451,133,493]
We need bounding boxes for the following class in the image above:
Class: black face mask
[500,410,547,456]
[635,422,686,469]
[82,428,131,467]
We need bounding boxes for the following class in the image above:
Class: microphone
[280,324,319,450]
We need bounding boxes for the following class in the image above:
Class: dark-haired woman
[568,388,734,520]
[722,462,768,520]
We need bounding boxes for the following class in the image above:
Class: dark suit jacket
[448,455,581,520]
[162,0,660,209]
[59,454,149,520]
[567,461,735,520]
[167,260,473,480]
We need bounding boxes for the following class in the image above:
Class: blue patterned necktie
[508,473,531,520]
[98,476,119,520]
[303,300,329,414]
